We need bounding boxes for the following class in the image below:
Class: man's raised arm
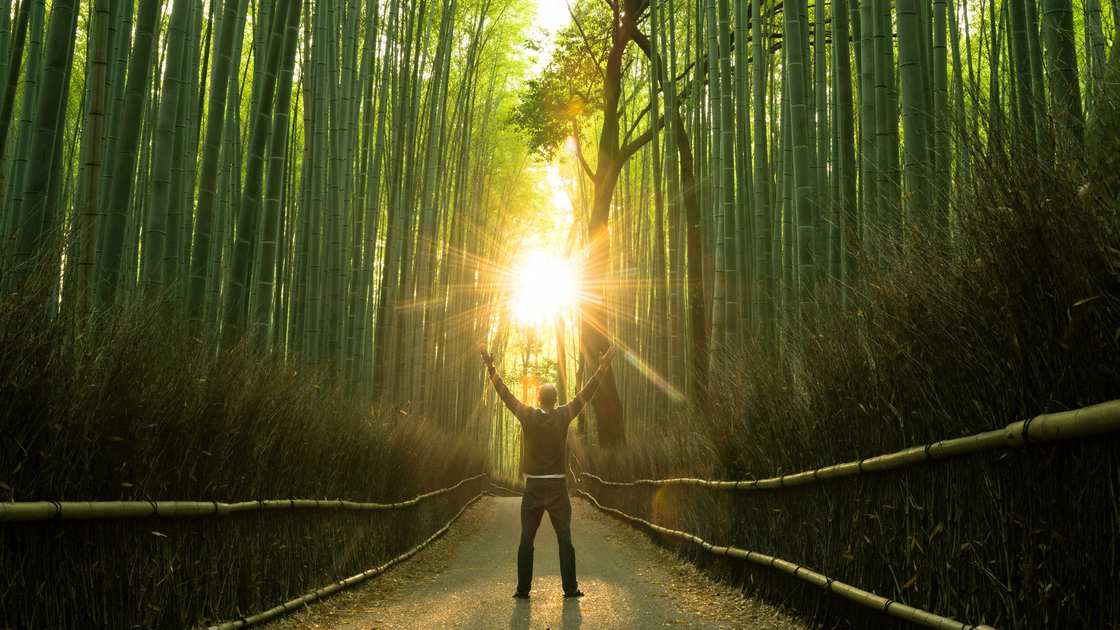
[481,343,530,419]
[566,347,617,418]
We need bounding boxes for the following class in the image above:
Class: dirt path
[266,495,806,630]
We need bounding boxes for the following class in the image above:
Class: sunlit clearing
[512,251,577,325]
[544,166,572,213]
[536,0,571,32]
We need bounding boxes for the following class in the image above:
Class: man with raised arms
[480,343,617,600]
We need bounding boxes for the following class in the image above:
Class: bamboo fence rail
[0,474,486,521]
[486,479,523,496]
[583,399,1120,489]
[576,489,997,630]
[205,492,484,630]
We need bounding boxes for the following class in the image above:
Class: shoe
[512,591,530,599]
[563,589,584,598]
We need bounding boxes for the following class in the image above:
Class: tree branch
[572,126,597,181]
[619,113,664,163]
[568,0,605,81]
[622,100,652,146]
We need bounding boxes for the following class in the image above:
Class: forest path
[267,495,804,630]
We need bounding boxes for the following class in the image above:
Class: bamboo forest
[2,0,1119,626]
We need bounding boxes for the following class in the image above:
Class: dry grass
[0,281,489,629]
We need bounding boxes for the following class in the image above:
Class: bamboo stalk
[582,399,1120,490]
[206,491,484,630]
[577,490,997,630]
[0,474,485,521]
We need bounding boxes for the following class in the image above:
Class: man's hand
[479,343,494,369]
[598,346,617,372]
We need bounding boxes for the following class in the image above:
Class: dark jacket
[488,369,602,477]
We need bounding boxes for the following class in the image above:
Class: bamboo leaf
[929,522,944,541]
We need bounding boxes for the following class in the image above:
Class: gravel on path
[266,494,807,630]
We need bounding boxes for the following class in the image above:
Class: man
[480,342,617,600]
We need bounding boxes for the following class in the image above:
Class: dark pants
[517,477,578,595]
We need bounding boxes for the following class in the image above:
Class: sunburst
[511,250,577,325]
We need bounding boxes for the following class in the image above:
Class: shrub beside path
[266,495,804,629]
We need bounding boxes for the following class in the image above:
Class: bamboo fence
[584,399,1120,489]
[578,399,1120,629]
[1,475,486,628]
[205,492,484,630]
[0,474,486,521]
[486,479,524,496]
[577,490,996,630]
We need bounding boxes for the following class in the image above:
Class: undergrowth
[0,281,489,628]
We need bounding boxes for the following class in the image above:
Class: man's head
[538,383,558,409]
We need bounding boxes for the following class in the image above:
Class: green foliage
[507,0,609,158]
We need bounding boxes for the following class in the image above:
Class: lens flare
[622,350,684,402]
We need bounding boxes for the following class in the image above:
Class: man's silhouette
[480,343,617,599]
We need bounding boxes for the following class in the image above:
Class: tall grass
[582,137,1120,628]
[0,276,489,628]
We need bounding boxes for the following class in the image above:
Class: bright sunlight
[511,251,577,325]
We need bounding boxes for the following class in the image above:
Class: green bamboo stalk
[96,0,161,308]
[221,0,293,347]
[650,0,667,382]
[896,0,932,237]
[3,0,43,263]
[324,0,347,375]
[784,0,815,316]
[40,4,78,310]
[946,0,971,197]
[717,0,737,350]
[932,0,950,238]
[664,0,686,385]
[365,0,400,385]
[251,0,301,348]
[1008,0,1037,137]
[411,0,455,409]
[833,0,856,309]
[778,66,793,314]
[1084,0,1105,114]
[1043,0,1084,150]
[305,0,328,364]
[857,0,878,262]
[95,0,134,264]
[141,0,192,297]
[814,0,830,282]
[0,0,30,231]
[871,0,892,256]
[13,0,75,283]
[752,0,774,340]
[704,0,725,363]
[76,0,112,320]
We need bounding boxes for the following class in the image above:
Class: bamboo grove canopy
[0,0,1117,446]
